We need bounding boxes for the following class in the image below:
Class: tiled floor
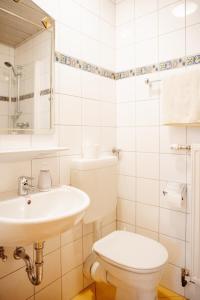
[73,283,186,300]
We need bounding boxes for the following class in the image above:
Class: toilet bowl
[84,231,168,300]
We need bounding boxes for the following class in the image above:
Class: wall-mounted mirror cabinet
[0,0,54,134]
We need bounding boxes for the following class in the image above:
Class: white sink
[0,186,90,246]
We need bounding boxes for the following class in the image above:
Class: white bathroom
[0,0,200,299]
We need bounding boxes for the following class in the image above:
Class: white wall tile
[83,233,94,260]
[136,178,160,206]
[83,99,101,126]
[160,153,186,182]
[136,100,159,126]
[136,152,159,179]
[186,0,200,27]
[158,0,179,9]
[0,267,34,300]
[186,23,200,55]
[160,234,185,267]
[101,102,116,127]
[160,208,186,240]
[100,127,116,152]
[81,35,101,65]
[136,202,159,232]
[117,198,135,224]
[159,29,185,61]
[81,8,100,40]
[78,0,100,15]
[159,1,185,35]
[117,221,135,232]
[59,125,82,155]
[59,0,81,31]
[61,223,82,246]
[100,0,115,25]
[116,0,134,26]
[160,126,186,154]
[116,45,135,71]
[161,264,184,295]
[136,126,159,153]
[136,226,159,240]
[61,239,83,274]
[118,151,135,176]
[136,12,158,42]
[116,77,135,102]
[136,38,158,67]
[55,64,82,97]
[0,160,31,193]
[55,24,81,58]
[82,72,101,100]
[135,0,158,18]
[117,127,135,151]
[35,279,62,300]
[118,175,135,201]
[62,265,83,300]
[116,22,135,48]
[117,102,135,126]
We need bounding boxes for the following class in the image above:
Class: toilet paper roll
[163,182,186,208]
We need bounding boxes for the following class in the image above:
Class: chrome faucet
[18,176,34,196]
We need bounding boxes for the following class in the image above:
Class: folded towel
[161,69,200,126]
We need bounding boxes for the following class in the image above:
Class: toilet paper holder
[162,190,184,201]
[162,183,187,207]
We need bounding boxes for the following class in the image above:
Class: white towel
[161,69,200,126]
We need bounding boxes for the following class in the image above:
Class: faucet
[18,176,34,196]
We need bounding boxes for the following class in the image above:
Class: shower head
[4,61,12,68]
[4,62,20,77]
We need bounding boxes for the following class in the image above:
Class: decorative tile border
[0,89,51,102]
[116,54,200,80]
[55,51,200,81]
[55,52,115,79]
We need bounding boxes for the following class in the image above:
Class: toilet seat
[93,231,168,274]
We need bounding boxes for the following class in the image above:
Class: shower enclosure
[4,62,26,129]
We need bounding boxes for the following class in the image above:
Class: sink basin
[0,185,90,246]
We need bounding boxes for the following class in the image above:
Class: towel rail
[170,144,191,151]
[145,78,162,85]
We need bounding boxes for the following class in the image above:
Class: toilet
[71,156,168,300]
[91,230,168,300]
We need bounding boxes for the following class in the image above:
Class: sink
[0,185,90,246]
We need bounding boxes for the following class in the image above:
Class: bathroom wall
[0,1,116,299]
[116,0,200,297]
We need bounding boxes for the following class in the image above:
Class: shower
[4,61,21,77]
[4,61,22,126]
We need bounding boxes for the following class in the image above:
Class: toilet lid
[93,231,168,272]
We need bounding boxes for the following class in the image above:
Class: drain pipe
[14,241,44,286]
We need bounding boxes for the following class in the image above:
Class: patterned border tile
[0,89,51,102]
[55,52,115,79]
[55,51,200,81]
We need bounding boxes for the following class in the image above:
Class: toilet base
[115,287,157,300]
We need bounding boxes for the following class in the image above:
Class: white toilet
[71,156,168,300]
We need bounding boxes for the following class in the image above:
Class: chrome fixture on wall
[112,147,121,159]
[170,144,191,151]
[14,242,44,286]
[18,176,34,196]
[4,62,22,127]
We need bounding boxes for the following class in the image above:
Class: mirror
[0,0,54,134]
